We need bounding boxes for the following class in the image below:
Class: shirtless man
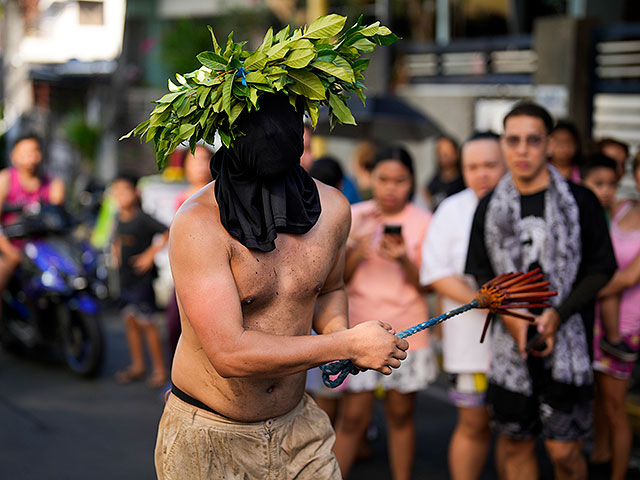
[155,94,408,479]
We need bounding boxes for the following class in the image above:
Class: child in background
[582,154,634,361]
[581,153,618,221]
[111,174,169,388]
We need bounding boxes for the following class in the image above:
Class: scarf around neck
[210,94,321,252]
[484,165,592,394]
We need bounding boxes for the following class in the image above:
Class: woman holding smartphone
[334,145,436,480]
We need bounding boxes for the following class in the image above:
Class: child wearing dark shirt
[111,174,169,388]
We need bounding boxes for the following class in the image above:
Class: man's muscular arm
[313,190,350,335]
[313,242,349,335]
[170,202,407,380]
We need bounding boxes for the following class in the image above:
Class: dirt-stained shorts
[155,392,341,480]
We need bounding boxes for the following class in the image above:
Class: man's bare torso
[171,181,347,422]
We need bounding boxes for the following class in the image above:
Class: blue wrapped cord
[320,300,479,388]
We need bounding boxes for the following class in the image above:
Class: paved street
[1,309,640,479]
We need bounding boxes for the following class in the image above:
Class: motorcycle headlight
[25,243,38,260]
[72,276,88,290]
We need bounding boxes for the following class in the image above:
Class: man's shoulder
[315,181,351,238]
[436,188,476,214]
[171,184,227,246]
[316,180,350,219]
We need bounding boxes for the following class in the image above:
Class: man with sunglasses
[465,102,616,480]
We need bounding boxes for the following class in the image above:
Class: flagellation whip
[320,268,557,388]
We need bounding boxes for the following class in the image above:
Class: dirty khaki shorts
[155,392,341,480]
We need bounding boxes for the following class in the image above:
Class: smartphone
[384,224,402,235]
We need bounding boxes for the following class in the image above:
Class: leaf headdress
[121,14,398,169]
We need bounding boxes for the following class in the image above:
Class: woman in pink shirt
[591,154,640,480]
[0,134,65,292]
[333,145,436,480]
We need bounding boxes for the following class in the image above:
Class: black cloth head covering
[210,94,321,252]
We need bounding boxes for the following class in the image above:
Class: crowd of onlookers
[304,102,640,480]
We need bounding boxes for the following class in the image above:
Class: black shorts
[486,381,593,441]
[119,282,157,319]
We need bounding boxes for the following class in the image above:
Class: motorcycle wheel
[59,307,104,377]
[0,299,38,353]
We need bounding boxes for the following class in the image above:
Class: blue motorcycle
[0,204,106,377]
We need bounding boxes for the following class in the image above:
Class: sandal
[146,371,168,389]
[115,367,146,384]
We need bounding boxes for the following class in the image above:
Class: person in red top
[0,134,65,293]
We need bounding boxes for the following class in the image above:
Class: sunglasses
[503,134,546,149]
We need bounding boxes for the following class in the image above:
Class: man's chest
[230,234,339,308]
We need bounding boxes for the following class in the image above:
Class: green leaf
[178,123,196,140]
[249,88,259,108]
[316,48,338,63]
[358,22,380,37]
[305,99,319,127]
[232,84,250,97]
[288,95,297,109]
[288,38,314,50]
[223,32,235,58]
[287,70,326,100]
[312,60,354,83]
[207,26,221,54]
[149,110,169,127]
[176,73,187,85]
[266,41,290,60]
[284,49,316,69]
[244,51,267,70]
[197,86,209,107]
[219,129,232,148]
[197,51,227,71]
[168,79,180,92]
[228,102,246,125]
[266,66,287,76]
[272,75,289,91]
[177,98,196,118]
[351,58,370,73]
[351,38,376,53]
[151,102,171,114]
[303,14,346,39]
[253,83,277,92]
[222,72,234,115]
[198,110,209,128]
[146,126,157,143]
[259,27,274,52]
[377,26,392,36]
[275,25,290,43]
[209,86,222,106]
[373,32,399,46]
[328,92,356,125]
[157,91,182,103]
[119,129,135,141]
[244,71,269,84]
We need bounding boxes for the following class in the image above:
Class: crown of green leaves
[121,14,398,170]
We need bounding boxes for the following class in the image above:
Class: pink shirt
[1,167,51,225]
[346,201,431,351]
[610,202,640,335]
